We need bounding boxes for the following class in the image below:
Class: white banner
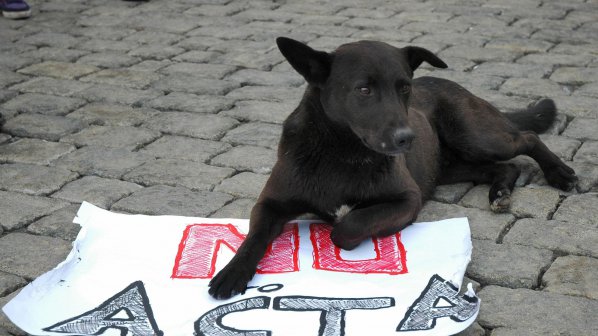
[3,202,479,335]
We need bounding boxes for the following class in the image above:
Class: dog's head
[277,37,447,155]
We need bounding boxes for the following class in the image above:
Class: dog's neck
[283,86,394,168]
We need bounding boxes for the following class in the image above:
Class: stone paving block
[128,60,174,73]
[471,62,551,79]
[111,185,233,217]
[454,322,485,336]
[0,69,27,89]
[0,53,38,71]
[158,63,236,79]
[209,198,256,219]
[0,190,69,231]
[127,14,199,34]
[152,74,238,95]
[573,141,598,165]
[517,53,593,67]
[552,193,598,227]
[1,93,86,116]
[542,255,598,300]
[0,138,75,165]
[73,84,163,105]
[143,112,239,140]
[210,145,276,174]
[573,82,598,98]
[215,49,283,71]
[172,50,221,63]
[27,204,81,242]
[79,69,162,89]
[477,285,598,334]
[418,201,515,242]
[138,135,231,163]
[503,218,598,257]
[20,32,81,48]
[76,26,134,41]
[562,117,598,141]
[17,61,99,80]
[226,69,304,87]
[122,31,183,45]
[550,66,598,84]
[439,46,519,63]
[0,271,26,297]
[484,38,553,53]
[467,239,553,289]
[0,134,10,146]
[76,52,141,68]
[538,134,581,161]
[3,113,86,141]
[0,233,71,279]
[0,163,78,196]
[52,176,142,208]
[221,122,282,149]
[222,100,295,124]
[568,162,598,193]
[459,185,492,211]
[123,159,235,191]
[144,92,233,114]
[214,172,268,199]
[60,125,160,150]
[500,78,569,98]
[431,183,473,204]
[508,186,562,219]
[0,90,17,104]
[552,95,598,118]
[9,77,92,97]
[19,47,90,63]
[53,146,152,179]
[78,39,138,53]
[66,103,160,126]
[128,45,186,60]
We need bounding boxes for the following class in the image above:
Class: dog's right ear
[276,37,332,86]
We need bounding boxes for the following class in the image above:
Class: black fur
[208,38,577,300]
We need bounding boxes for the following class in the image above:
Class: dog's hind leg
[439,161,520,212]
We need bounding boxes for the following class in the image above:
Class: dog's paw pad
[490,189,511,213]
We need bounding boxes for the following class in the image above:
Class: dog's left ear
[403,46,448,72]
[276,37,332,86]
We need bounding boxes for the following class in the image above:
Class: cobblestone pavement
[1,0,597,335]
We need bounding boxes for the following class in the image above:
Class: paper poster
[3,202,479,335]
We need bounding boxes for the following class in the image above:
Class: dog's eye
[357,87,371,96]
[399,85,411,94]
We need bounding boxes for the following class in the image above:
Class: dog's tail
[505,99,557,134]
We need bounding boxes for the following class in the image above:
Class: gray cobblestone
[562,117,598,141]
[18,47,89,63]
[158,63,236,79]
[27,204,81,242]
[209,198,256,219]
[574,141,598,165]
[0,70,27,89]
[0,138,75,165]
[17,61,99,80]
[500,78,569,98]
[111,185,233,217]
[73,84,163,105]
[552,193,598,226]
[553,95,598,118]
[123,159,235,191]
[143,112,239,140]
[138,135,231,163]
[0,272,26,297]
[222,100,295,124]
[0,163,78,196]
[60,125,160,150]
[431,183,473,204]
[79,69,161,89]
[468,240,552,289]
[52,176,141,209]
[153,74,238,95]
[66,103,160,126]
[539,134,581,161]
[214,172,268,199]
[10,77,92,97]
[211,145,276,174]
[574,82,598,98]
[1,93,86,116]
[0,233,71,280]
[3,113,86,141]
[0,190,69,231]
[226,69,304,87]
[53,146,152,179]
[471,62,551,79]
[221,122,282,149]
[144,92,233,114]
[76,52,141,68]
[568,162,598,193]
[542,255,598,300]
[550,66,598,84]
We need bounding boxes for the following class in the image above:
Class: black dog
[208,37,577,299]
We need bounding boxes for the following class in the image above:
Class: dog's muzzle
[376,127,415,155]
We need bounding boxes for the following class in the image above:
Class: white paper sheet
[3,202,479,335]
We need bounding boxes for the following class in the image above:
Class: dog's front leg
[208,200,297,299]
[331,191,422,250]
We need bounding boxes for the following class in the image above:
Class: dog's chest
[330,204,353,221]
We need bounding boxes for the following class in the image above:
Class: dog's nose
[389,128,415,151]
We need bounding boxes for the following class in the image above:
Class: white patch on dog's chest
[332,204,353,221]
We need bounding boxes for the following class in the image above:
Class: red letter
[172,223,299,279]
[310,224,408,275]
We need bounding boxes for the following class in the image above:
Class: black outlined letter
[274,296,394,336]
[397,274,479,331]
[43,281,163,336]
[195,296,271,336]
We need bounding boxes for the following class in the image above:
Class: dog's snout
[391,128,415,150]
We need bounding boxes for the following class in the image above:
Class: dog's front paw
[330,228,363,250]
[489,187,511,213]
[545,163,577,191]
[208,262,255,300]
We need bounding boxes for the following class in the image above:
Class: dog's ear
[276,37,332,86]
[403,46,448,72]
